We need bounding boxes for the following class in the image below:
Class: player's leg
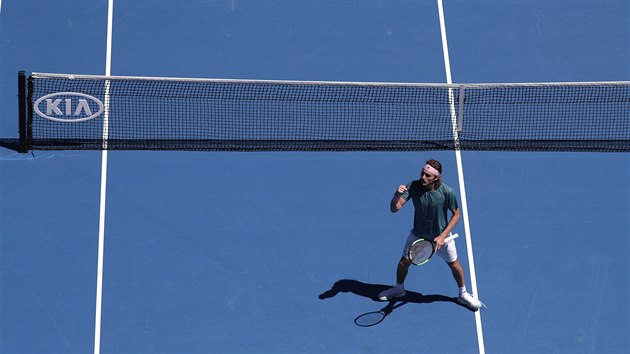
[443,251,483,310]
[396,257,412,284]
[378,233,416,301]
[447,259,466,288]
[437,240,483,310]
[378,257,409,301]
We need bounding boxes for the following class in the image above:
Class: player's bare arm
[434,208,460,251]
[390,185,407,213]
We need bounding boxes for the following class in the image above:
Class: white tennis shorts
[402,231,458,263]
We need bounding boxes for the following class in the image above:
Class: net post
[17,71,31,153]
[457,85,464,133]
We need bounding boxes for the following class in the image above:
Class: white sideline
[94,0,114,353]
[436,1,486,353]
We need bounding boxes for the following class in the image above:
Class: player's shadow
[318,279,472,311]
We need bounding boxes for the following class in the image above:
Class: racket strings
[409,240,434,264]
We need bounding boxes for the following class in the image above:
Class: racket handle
[444,233,459,243]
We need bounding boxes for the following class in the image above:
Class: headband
[423,164,441,177]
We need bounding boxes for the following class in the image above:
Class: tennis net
[9,71,630,152]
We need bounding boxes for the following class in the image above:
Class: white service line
[94,1,114,353]
[436,1,486,353]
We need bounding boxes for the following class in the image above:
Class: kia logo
[34,92,104,122]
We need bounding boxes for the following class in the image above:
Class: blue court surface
[1,1,629,353]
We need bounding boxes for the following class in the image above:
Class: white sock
[459,286,467,296]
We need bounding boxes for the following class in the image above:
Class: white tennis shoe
[458,291,485,311]
[378,287,406,301]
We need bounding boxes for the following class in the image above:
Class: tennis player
[378,159,483,311]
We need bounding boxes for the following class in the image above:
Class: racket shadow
[318,279,462,308]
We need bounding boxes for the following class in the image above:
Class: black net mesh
[15,73,630,152]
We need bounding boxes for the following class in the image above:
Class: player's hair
[425,159,442,188]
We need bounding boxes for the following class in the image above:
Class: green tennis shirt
[400,181,459,240]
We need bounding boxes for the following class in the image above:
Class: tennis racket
[408,233,459,266]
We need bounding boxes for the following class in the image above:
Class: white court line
[94,1,114,353]
[436,1,486,353]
